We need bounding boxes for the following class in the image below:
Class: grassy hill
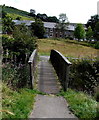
[1,5,34,20]
[37,38,99,59]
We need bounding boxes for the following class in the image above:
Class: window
[50,28,53,32]
[50,33,53,37]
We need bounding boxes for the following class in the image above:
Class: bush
[2,24,37,64]
[94,86,99,102]
[94,41,99,49]
[2,63,30,90]
[69,59,99,94]
[31,18,45,38]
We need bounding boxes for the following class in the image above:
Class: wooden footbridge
[28,49,72,93]
[28,49,79,119]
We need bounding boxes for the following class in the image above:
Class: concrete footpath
[29,56,78,119]
[29,95,77,118]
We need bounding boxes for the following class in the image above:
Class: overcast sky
[0,0,98,23]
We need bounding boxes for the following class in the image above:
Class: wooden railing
[50,49,72,91]
[28,49,38,89]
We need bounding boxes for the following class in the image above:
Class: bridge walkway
[29,56,77,119]
[38,56,60,94]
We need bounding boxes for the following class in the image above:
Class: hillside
[1,5,59,22]
[1,5,34,20]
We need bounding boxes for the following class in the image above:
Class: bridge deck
[38,56,60,94]
[29,56,77,119]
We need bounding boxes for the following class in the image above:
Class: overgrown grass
[2,84,36,119]
[50,38,99,49]
[37,39,98,58]
[59,89,98,119]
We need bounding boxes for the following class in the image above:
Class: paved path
[29,56,78,119]
[38,56,60,94]
[29,95,77,118]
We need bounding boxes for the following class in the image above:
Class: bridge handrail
[28,49,38,89]
[50,49,72,91]
[53,50,72,65]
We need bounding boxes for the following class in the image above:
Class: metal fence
[28,49,38,89]
[50,49,72,91]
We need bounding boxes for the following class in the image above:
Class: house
[43,22,56,38]
[12,20,86,39]
[43,22,78,38]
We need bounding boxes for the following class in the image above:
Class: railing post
[28,49,37,89]
[29,62,33,89]
[65,65,70,91]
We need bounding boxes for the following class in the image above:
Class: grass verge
[2,83,36,119]
[58,89,98,120]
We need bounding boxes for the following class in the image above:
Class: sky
[0,0,98,24]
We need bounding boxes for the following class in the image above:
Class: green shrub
[69,59,99,94]
[2,24,37,64]
[94,86,99,102]
[2,63,30,90]
[94,41,99,49]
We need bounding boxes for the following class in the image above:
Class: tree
[36,13,59,22]
[47,16,59,23]
[29,9,36,17]
[56,13,69,38]
[59,13,68,23]
[2,24,37,64]
[31,18,45,38]
[30,9,36,14]
[94,22,99,41]
[86,15,99,41]
[86,15,99,31]
[86,26,93,42]
[74,24,86,41]
[2,15,15,34]
[16,16,21,20]
[12,24,37,64]
[41,14,48,21]
[37,13,48,21]
[2,10,7,18]
[2,6,15,34]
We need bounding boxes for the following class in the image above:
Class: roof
[43,22,56,29]
[12,20,86,31]
[13,20,57,28]
[12,20,35,26]
[67,24,75,31]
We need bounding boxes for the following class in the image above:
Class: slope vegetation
[1,5,34,20]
